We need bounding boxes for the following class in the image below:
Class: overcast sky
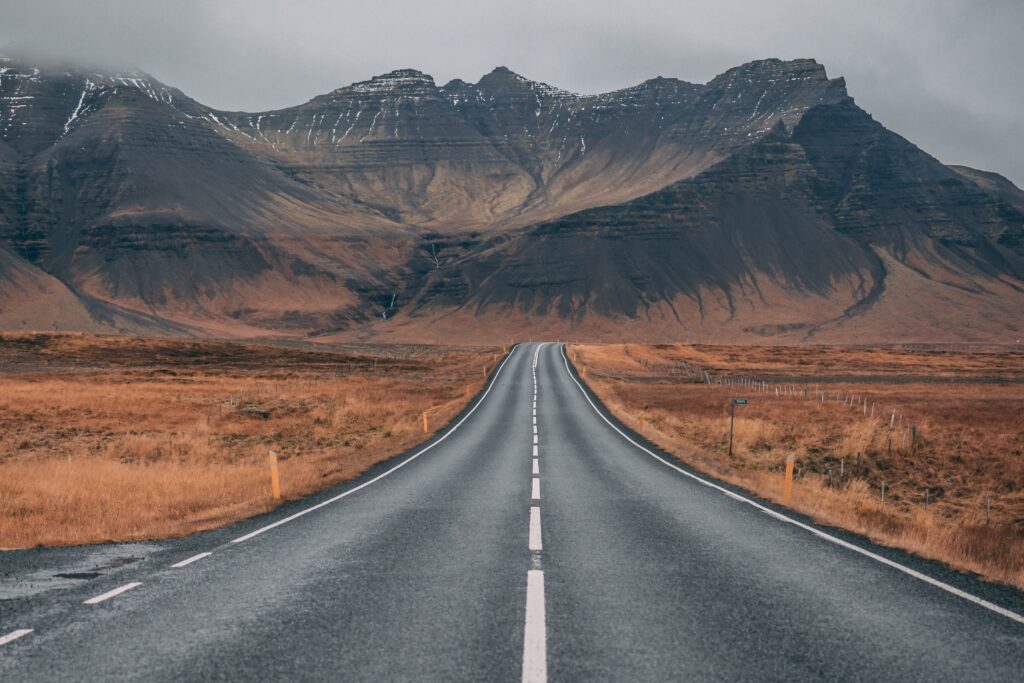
[2,0,1021,184]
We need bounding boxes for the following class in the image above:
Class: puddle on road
[53,572,101,580]
[0,542,161,600]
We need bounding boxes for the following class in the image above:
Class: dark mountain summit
[0,55,1020,342]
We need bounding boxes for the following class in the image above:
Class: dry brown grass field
[0,334,498,548]
[570,343,1024,589]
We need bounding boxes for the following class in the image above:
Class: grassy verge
[0,334,500,547]
[570,343,1024,589]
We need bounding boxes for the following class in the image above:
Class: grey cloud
[1,0,1021,184]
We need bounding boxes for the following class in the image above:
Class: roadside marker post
[728,398,747,457]
[268,450,282,501]
[783,455,795,501]
[423,412,429,433]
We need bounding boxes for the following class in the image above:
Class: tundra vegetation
[0,334,497,547]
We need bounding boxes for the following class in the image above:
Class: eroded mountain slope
[0,54,1021,342]
[370,104,1023,344]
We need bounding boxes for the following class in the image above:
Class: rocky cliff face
[0,54,1020,342]
[210,58,848,230]
[387,104,1023,343]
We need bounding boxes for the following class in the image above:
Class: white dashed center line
[0,629,33,646]
[529,506,543,551]
[84,582,142,605]
[171,552,212,568]
[521,570,547,683]
[523,345,548,682]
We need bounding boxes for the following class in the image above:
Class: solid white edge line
[521,569,547,683]
[529,506,543,551]
[84,582,143,605]
[532,477,541,500]
[0,629,33,646]
[231,345,523,544]
[171,552,212,568]
[557,344,1024,626]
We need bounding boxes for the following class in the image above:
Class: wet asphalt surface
[1,343,1022,681]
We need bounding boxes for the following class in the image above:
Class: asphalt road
[1,342,1023,681]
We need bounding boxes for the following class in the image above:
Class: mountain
[204,59,848,231]
[950,165,1024,216]
[0,55,1021,343]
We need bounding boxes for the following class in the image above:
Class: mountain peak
[376,68,432,81]
[711,58,832,86]
[346,69,437,95]
[474,66,575,99]
[633,75,698,93]
[477,65,531,87]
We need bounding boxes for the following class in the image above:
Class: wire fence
[611,344,1010,521]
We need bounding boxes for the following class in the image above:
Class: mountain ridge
[0,54,1020,343]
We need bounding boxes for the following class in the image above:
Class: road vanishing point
[1,343,1023,680]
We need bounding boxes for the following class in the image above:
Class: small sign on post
[728,398,748,456]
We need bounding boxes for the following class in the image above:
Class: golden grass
[0,334,499,547]
[571,343,1024,589]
